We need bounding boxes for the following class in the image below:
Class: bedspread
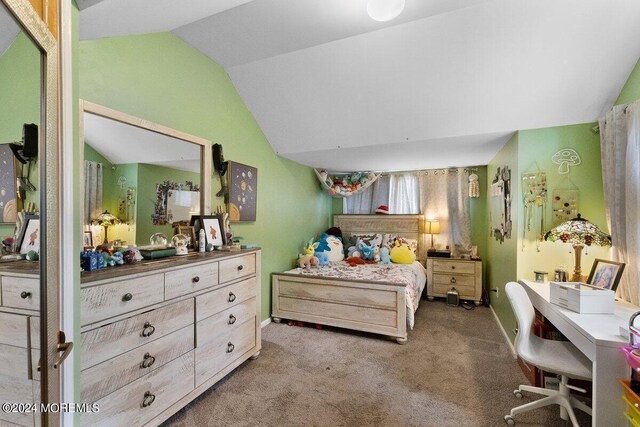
[283,261,427,329]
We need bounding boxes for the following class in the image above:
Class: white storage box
[549,282,615,314]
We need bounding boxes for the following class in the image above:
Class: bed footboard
[271,273,408,344]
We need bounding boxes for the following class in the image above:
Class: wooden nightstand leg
[272,317,282,323]
[396,336,408,345]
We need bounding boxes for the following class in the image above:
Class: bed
[271,214,426,344]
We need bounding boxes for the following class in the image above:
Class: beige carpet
[163,300,590,427]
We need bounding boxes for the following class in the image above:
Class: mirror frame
[1,0,59,422]
[79,100,213,247]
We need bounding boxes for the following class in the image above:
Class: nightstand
[426,258,482,305]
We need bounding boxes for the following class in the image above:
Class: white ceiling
[79,0,640,172]
[83,112,201,173]
[0,3,20,57]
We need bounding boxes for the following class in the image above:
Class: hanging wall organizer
[551,176,579,227]
[521,162,547,251]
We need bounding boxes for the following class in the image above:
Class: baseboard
[261,317,272,328]
[490,304,516,358]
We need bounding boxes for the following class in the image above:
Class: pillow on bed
[349,233,383,248]
[382,234,418,254]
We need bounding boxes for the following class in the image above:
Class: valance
[314,169,381,197]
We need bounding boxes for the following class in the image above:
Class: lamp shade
[543,214,610,247]
[91,210,120,227]
[425,219,440,235]
[366,0,405,22]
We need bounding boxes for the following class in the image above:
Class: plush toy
[358,240,375,261]
[112,251,124,265]
[315,233,344,262]
[345,256,366,267]
[379,247,391,264]
[390,242,416,264]
[373,246,380,263]
[347,246,361,258]
[298,254,318,270]
[314,251,329,266]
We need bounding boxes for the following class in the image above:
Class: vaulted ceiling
[79,0,640,172]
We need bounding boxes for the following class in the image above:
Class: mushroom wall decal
[551,148,581,174]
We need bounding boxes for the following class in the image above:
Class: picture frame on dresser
[190,215,224,246]
[586,258,625,291]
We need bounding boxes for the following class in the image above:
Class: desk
[520,280,637,427]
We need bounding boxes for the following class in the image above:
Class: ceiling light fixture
[366,0,405,22]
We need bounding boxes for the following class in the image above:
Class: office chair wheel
[504,415,515,425]
[513,390,523,399]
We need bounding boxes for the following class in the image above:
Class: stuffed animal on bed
[379,247,391,264]
[298,254,319,270]
[315,251,329,266]
[390,242,416,264]
[315,233,344,262]
[345,256,366,267]
[358,240,375,261]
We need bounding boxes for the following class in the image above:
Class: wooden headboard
[333,214,425,264]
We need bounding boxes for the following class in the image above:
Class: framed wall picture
[201,216,223,246]
[587,259,626,291]
[227,161,257,222]
[18,217,40,254]
[0,144,19,223]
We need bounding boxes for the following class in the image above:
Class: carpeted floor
[163,300,590,427]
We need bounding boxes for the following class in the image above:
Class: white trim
[490,304,517,358]
[261,318,272,328]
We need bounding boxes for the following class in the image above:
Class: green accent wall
[616,58,640,105]
[0,32,40,238]
[78,32,332,320]
[469,166,488,286]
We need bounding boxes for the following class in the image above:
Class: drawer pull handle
[192,276,200,283]
[20,291,32,299]
[122,293,133,302]
[228,314,237,325]
[141,322,156,338]
[237,265,244,271]
[141,391,156,408]
[227,342,235,353]
[228,292,236,302]
[141,353,156,369]
[450,277,457,284]
[451,266,456,270]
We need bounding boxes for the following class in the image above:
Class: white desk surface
[521,280,638,349]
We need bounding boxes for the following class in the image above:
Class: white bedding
[284,261,427,329]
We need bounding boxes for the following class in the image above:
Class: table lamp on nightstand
[425,219,440,253]
[543,213,611,282]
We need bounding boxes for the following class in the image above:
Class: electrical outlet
[512,328,518,336]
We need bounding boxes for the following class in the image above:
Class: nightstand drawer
[433,282,476,298]
[1,277,39,310]
[196,277,256,322]
[432,273,476,288]
[81,273,165,325]
[432,260,475,275]
[219,253,256,284]
[165,262,218,300]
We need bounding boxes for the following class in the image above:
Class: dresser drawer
[0,312,29,347]
[81,273,165,325]
[30,316,40,349]
[81,298,194,370]
[81,351,194,427]
[0,343,29,379]
[219,253,256,284]
[196,297,256,348]
[196,277,256,322]
[0,375,34,426]
[432,260,476,275]
[81,325,194,403]
[195,318,255,386]
[165,262,218,300]
[1,277,39,310]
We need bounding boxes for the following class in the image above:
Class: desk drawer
[1,277,39,310]
[219,253,255,284]
[195,318,255,386]
[165,262,218,300]
[81,325,194,403]
[432,260,476,275]
[0,343,29,379]
[196,277,256,322]
[0,375,34,426]
[196,297,256,348]
[0,312,29,347]
[81,273,164,325]
[81,298,194,370]
[81,351,194,427]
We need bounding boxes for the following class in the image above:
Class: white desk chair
[504,282,593,426]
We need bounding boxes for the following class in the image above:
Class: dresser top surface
[0,260,39,276]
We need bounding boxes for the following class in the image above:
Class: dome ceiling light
[366,0,406,22]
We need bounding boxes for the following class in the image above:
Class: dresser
[0,263,41,427]
[79,249,261,427]
[426,258,482,305]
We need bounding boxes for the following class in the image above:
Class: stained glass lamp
[91,210,121,244]
[543,213,611,281]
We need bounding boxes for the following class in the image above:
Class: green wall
[616,58,640,105]
[469,166,488,286]
[78,32,332,319]
[0,32,40,238]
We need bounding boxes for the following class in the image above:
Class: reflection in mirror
[83,111,202,247]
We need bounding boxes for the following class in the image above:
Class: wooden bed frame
[272,214,425,344]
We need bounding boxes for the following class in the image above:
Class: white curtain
[389,173,420,214]
[419,169,471,257]
[343,175,390,214]
[599,100,640,304]
[84,160,103,225]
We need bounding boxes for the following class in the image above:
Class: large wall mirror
[80,101,212,249]
[0,0,59,424]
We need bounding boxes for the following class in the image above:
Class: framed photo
[227,161,257,222]
[18,217,40,254]
[201,216,223,246]
[175,225,196,249]
[83,230,94,248]
[587,259,626,291]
